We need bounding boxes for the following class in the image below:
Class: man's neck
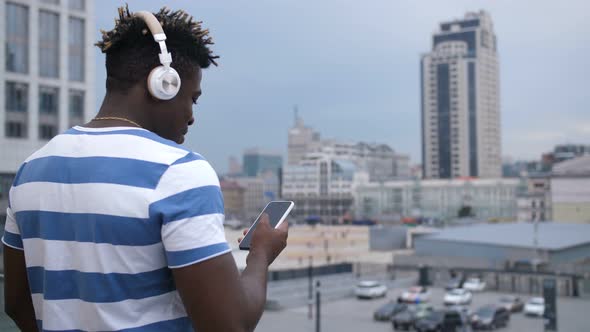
[87,93,150,129]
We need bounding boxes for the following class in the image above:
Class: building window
[5,122,27,138]
[68,17,85,81]
[0,174,16,200]
[6,82,28,112]
[5,2,29,73]
[41,0,59,4]
[69,89,84,117]
[39,124,57,140]
[39,86,59,114]
[39,11,60,78]
[531,201,536,208]
[68,0,85,11]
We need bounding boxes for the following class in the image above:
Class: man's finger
[238,237,243,243]
[242,229,248,236]
[259,213,270,224]
[277,220,289,232]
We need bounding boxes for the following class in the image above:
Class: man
[2,6,288,332]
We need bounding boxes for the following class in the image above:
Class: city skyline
[91,0,590,173]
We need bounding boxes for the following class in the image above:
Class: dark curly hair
[96,5,218,92]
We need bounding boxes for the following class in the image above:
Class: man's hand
[238,214,289,266]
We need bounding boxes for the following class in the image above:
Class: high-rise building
[288,112,411,180]
[242,148,283,178]
[287,109,320,165]
[0,0,95,218]
[421,11,500,179]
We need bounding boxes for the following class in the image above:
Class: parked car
[354,280,387,299]
[445,277,465,291]
[524,297,545,317]
[498,295,524,312]
[463,277,486,292]
[444,288,473,305]
[392,304,433,330]
[470,305,510,330]
[399,286,431,303]
[373,301,407,321]
[415,309,471,332]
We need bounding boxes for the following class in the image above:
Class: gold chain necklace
[92,116,141,128]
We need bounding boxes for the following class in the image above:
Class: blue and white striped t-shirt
[2,126,230,331]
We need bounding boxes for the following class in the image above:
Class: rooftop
[421,222,590,251]
[553,155,590,177]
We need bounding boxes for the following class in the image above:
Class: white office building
[421,11,501,179]
[288,113,411,181]
[282,155,356,224]
[355,177,519,222]
[0,0,95,216]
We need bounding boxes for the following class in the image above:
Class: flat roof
[420,222,590,251]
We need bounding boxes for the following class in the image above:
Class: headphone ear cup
[147,66,181,100]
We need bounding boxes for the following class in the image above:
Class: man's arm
[172,215,288,332]
[3,245,37,331]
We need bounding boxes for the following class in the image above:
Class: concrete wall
[553,203,590,223]
[549,244,590,265]
[369,225,407,251]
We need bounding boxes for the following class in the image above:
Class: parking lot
[257,286,590,332]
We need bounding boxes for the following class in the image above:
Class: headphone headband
[134,11,172,67]
[133,10,180,100]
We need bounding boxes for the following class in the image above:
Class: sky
[94,0,590,173]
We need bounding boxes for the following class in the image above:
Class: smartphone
[238,201,294,250]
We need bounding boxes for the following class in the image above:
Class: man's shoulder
[24,127,199,167]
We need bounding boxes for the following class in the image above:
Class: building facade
[421,11,501,179]
[233,176,266,222]
[219,179,245,219]
[287,111,320,165]
[242,148,282,178]
[516,176,552,222]
[355,177,519,222]
[551,155,590,223]
[282,155,356,224]
[0,0,95,218]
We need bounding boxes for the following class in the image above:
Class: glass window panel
[68,17,85,81]
[39,86,59,114]
[39,11,60,78]
[5,3,29,73]
[68,0,85,11]
[69,89,84,117]
[6,82,28,112]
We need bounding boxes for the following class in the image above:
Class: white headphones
[134,11,181,100]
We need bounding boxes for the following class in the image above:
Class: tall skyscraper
[242,148,283,178]
[421,11,501,179]
[0,0,95,218]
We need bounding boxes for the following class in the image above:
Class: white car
[444,288,473,305]
[524,297,545,316]
[463,277,486,292]
[399,286,431,303]
[354,281,387,299]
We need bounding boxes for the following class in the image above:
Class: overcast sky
[94,0,590,172]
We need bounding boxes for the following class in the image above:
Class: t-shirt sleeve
[150,153,230,268]
[2,206,23,250]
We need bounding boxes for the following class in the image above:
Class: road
[257,285,590,332]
